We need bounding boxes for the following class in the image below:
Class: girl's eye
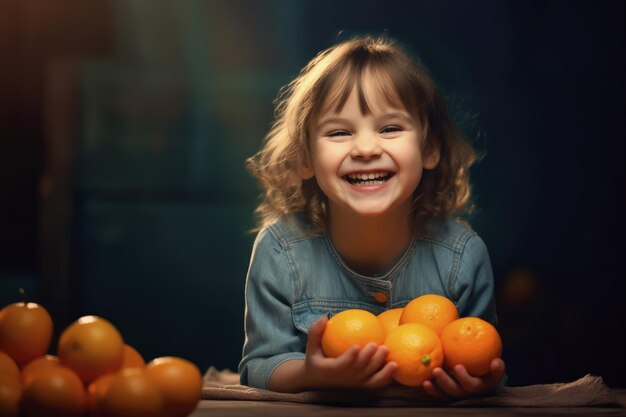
[380,125,402,134]
[327,130,350,137]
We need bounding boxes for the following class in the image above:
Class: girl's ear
[423,147,441,169]
[420,125,440,170]
[423,141,440,170]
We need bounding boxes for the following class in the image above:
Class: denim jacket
[239,215,497,389]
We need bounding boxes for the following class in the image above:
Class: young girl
[239,36,505,399]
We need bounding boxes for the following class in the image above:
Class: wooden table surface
[189,389,626,417]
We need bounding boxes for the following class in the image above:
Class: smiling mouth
[343,171,395,187]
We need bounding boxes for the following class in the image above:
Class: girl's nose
[350,132,382,159]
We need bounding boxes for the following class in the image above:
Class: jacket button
[373,292,388,303]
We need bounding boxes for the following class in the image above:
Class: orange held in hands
[440,316,502,376]
[58,316,125,384]
[377,308,403,337]
[384,323,443,387]
[321,309,385,358]
[400,294,458,336]
[0,296,53,367]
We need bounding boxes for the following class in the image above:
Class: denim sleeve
[238,228,306,389]
[452,234,508,386]
[452,234,498,325]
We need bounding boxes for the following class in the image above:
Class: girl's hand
[422,359,506,401]
[303,316,397,390]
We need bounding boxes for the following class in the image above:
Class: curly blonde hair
[247,36,476,234]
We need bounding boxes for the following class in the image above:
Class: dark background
[1,0,624,387]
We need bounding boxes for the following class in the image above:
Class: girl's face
[303,73,439,220]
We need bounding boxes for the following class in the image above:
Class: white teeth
[346,171,389,180]
[344,171,393,186]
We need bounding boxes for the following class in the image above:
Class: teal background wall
[1,0,624,386]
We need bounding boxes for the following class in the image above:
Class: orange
[121,344,145,369]
[0,351,20,382]
[440,317,502,376]
[399,294,458,335]
[146,356,202,417]
[21,365,86,417]
[384,323,443,387]
[0,352,21,417]
[0,375,21,417]
[377,308,403,336]
[21,355,60,387]
[58,315,124,384]
[102,368,163,417]
[0,301,53,366]
[87,373,115,417]
[320,309,385,358]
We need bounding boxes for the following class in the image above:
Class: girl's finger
[361,345,389,376]
[451,365,483,393]
[490,358,506,381]
[423,379,447,400]
[364,360,397,389]
[305,315,328,354]
[324,344,359,371]
[431,367,465,399]
[352,343,378,369]
[455,360,505,394]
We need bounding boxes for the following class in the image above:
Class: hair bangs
[360,60,409,114]
[316,65,357,117]
[314,50,421,121]
[368,55,425,121]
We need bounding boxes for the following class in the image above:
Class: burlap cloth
[202,368,622,407]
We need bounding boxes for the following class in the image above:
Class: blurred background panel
[1,0,624,386]
[78,201,253,370]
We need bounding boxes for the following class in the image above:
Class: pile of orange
[0,293,202,417]
[321,294,502,387]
